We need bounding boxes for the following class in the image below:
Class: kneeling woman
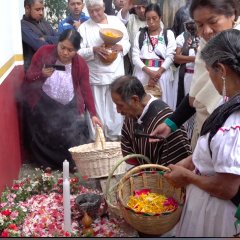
[23,29,102,171]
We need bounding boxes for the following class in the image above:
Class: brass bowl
[99,28,123,46]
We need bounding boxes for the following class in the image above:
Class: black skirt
[26,92,90,171]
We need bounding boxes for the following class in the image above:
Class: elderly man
[110,75,192,166]
[78,0,130,141]
[58,0,89,33]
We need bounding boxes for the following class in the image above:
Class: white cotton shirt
[132,29,176,71]
[117,9,164,48]
[193,111,240,175]
[78,15,130,85]
[137,94,158,124]
[42,62,74,105]
[132,29,177,109]
[176,110,240,237]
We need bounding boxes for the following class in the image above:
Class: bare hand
[42,65,55,78]
[39,37,45,42]
[111,44,123,53]
[91,116,103,128]
[164,164,191,188]
[149,123,171,142]
[148,78,157,87]
[93,45,111,59]
[175,155,195,171]
[146,69,160,80]
[73,21,81,30]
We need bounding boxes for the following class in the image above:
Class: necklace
[147,34,161,53]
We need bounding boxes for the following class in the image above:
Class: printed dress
[176,111,240,237]
[132,29,177,110]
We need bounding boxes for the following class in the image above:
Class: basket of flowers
[117,164,185,235]
[105,154,151,218]
[69,126,125,179]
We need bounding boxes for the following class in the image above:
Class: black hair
[58,29,82,51]
[201,29,240,75]
[110,76,146,102]
[144,3,162,18]
[24,0,43,7]
[190,0,239,21]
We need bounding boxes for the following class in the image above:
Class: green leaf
[44,0,68,31]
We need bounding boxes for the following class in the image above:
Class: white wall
[0,0,24,69]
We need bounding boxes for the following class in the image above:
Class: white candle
[63,178,72,232]
[63,160,69,181]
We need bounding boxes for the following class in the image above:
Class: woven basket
[105,154,151,218]
[69,126,125,178]
[117,164,185,235]
[144,85,162,98]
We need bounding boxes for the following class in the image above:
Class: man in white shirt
[78,0,130,141]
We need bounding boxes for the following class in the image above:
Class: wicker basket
[144,85,162,98]
[105,154,151,218]
[69,126,125,178]
[117,164,185,235]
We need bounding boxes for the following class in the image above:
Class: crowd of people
[19,0,240,237]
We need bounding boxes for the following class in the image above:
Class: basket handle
[120,164,170,184]
[104,154,151,197]
[94,125,106,149]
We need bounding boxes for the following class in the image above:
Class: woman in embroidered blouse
[164,29,240,237]
[23,29,102,171]
[132,3,177,110]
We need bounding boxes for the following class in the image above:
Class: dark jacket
[21,15,59,70]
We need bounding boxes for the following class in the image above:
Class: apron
[27,92,89,171]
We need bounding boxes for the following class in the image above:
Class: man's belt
[185,69,194,74]
[141,59,163,67]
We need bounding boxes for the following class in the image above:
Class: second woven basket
[117,164,185,235]
[69,126,125,178]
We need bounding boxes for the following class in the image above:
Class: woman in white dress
[164,29,240,237]
[132,3,177,110]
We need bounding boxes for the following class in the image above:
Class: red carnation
[1,209,11,216]
[12,184,20,191]
[1,230,9,237]
[64,231,71,237]
[8,224,18,230]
